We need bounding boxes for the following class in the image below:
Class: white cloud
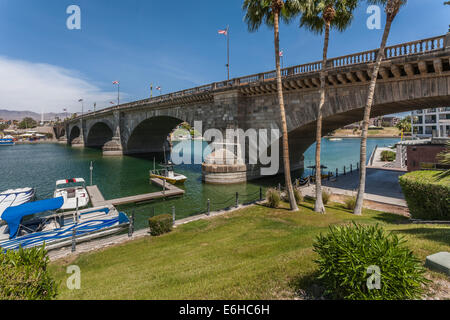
[0,56,122,113]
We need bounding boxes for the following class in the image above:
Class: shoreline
[325,135,402,139]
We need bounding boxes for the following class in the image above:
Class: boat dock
[87,178,185,207]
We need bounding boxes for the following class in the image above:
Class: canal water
[0,137,399,230]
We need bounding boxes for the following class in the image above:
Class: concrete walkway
[368,147,407,172]
[322,168,406,202]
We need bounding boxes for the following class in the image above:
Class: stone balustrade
[72,34,447,122]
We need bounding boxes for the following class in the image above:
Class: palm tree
[300,0,359,213]
[354,0,406,215]
[243,0,301,211]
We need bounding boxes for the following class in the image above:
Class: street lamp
[78,99,84,117]
[113,81,120,106]
[78,99,84,133]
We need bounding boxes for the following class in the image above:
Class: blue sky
[0,0,448,114]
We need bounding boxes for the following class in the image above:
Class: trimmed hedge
[313,223,428,300]
[148,214,173,236]
[380,150,396,162]
[399,171,450,221]
[0,246,58,300]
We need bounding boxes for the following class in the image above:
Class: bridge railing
[73,34,446,121]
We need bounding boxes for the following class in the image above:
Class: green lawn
[50,201,450,300]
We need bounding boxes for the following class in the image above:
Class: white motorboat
[0,197,130,251]
[0,188,35,218]
[54,178,90,210]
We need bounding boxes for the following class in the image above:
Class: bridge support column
[103,112,123,156]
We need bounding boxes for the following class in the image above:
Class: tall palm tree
[243,0,301,211]
[354,0,406,215]
[300,0,359,213]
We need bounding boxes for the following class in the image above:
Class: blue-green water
[0,137,399,229]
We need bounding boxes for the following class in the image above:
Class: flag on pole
[110,101,115,105]
[112,81,119,85]
[218,29,228,35]
[78,99,83,102]
[279,50,283,57]
[156,86,161,91]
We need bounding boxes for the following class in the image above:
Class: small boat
[150,163,187,184]
[0,188,35,217]
[0,197,130,251]
[0,137,15,146]
[54,178,90,210]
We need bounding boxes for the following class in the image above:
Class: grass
[50,200,450,300]
[332,127,401,137]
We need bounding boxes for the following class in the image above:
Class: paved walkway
[368,147,407,172]
[321,168,406,203]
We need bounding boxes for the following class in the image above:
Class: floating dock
[87,178,184,207]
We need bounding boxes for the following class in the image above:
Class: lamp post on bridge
[113,81,120,106]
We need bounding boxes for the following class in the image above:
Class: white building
[411,107,450,138]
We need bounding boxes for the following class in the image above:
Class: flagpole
[227,25,230,81]
[117,83,120,107]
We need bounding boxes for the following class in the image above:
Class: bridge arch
[86,121,114,148]
[125,115,186,155]
[68,125,81,145]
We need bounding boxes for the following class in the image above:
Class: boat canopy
[56,178,85,186]
[1,197,64,239]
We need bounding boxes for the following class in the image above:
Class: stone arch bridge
[66,34,450,182]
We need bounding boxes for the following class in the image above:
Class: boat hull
[0,207,129,251]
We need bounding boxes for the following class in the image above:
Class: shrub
[380,150,396,162]
[284,188,303,204]
[0,245,58,300]
[399,171,450,220]
[322,190,330,205]
[313,223,428,300]
[266,188,281,208]
[148,214,173,236]
[344,196,356,211]
[294,188,303,204]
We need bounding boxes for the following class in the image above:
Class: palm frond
[242,0,303,31]
[300,0,360,34]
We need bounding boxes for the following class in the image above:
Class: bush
[266,188,281,208]
[0,245,58,300]
[313,223,428,300]
[284,188,303,204]
[322,190,330,205]
[344,196,356,211]
[148,214,173,236]
[399,171,450,221]
[380,150,396,162]
[294,188,303,204]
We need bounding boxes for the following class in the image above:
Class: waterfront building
[411,107,450,138]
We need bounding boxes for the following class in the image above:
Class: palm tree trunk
[273,9,299,212]
[354,17,393,215]
[314,22,331,214]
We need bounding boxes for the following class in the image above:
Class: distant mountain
[0,109,72,121]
